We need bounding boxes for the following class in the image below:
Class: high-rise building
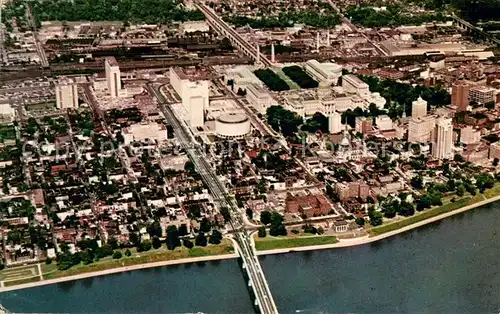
[105,57,121,98]
[169,67,209,127]
[329,111,342,134]
[408,115,436,143]
[55,77,79,109]
[451,80,470,111]
[433,117,453,160]
[411,96,427,118]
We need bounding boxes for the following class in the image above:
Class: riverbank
[2,192,500,293]
[256,191,500,255]
[0,253,238,293]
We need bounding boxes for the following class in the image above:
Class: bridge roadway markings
[147,84,278,314]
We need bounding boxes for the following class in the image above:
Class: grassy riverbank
[42,240,234,280]
[369,188,498,237]
[254,235,338,251]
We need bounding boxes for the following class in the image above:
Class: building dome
[215,113,251,138]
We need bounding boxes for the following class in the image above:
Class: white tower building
[55,77,79,109]
[433,117,453,160]
[412,96,427,118]
[105,57,121,98]
[329,111,342,134]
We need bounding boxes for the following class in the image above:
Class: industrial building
[215,113,251,139]
[55,77,79,109]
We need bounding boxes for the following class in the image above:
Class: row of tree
[282,66,319,89]
[5,0,205,25]
[346,5,449,28]
[254,69,290,92]
[226,10,341,29]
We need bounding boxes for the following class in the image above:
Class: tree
[317,226,325,235]
[246,208,253,220]
[138,240,152,252]
[457,184,466,197]
[129,232,140,247]
[183,239,194,249]
[494,158,499,167]
[355,217,365,226]
[410,175,424,189]
[260,210,271,225]
[152,236,162,249]
[147,220,163,238]
[258,226,267,238]
[107,237,119,250]
[269,212,287,236]
[125,249,132,257]
[199,217,211,233]
[178,224,188,236]
[454,154,464,162]
[184,161,196,174]
[112,251,122,259]
[368,208,383,226]
[209,230,223,245]
[220,207,231,222]
[195,232,208,247]
[165,225,181,250]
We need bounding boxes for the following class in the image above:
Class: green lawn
[370,198,471,236]
[3,276,40,287]
[254,235,338,251]
[26,102,56,111]
[483,183,500,199]
[273,68,300,89]
[0,265,38,281]
[43,240,234,280]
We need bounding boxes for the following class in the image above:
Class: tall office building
[105,57,121,98]
[329,111,342,134]
[411,96,427,118]
[451,80,470,111]
[433,117,453,160]
[169,67,209,127]
[55,77,79,109]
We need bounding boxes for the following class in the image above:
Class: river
[2,201,500,313]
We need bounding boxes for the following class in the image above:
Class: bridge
[194,1,273,67]
[146,83,279,314]
[451,14,500,46]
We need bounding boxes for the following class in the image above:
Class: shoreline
[2,193,500,293]
[0,253,237,293]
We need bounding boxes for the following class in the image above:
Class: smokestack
[316,32,320,51]
[271,43,275,63]
[256,44,260,65]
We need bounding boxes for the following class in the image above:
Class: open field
[254,235,338,251]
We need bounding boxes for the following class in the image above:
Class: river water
[3,202,500,313]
